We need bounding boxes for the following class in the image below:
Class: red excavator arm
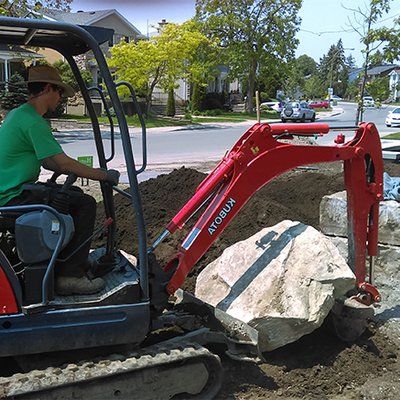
[152,122,383,305]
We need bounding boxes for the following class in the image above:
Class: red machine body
[160,122,383,304]
[0,267,18,314]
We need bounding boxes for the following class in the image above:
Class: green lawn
[61,114,192,128]
[192,110,280,123]
[382,132,400,140]
[60,110,280,128]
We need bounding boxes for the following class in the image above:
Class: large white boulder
[195,220,355,352]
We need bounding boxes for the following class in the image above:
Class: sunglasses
[52,85,64,97]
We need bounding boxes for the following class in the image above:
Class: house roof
[367,64,398,76]
[46,9,144,38]
[349,67,363,76]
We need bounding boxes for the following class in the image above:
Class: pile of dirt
[98,163,346,292]
[95,161,400,400]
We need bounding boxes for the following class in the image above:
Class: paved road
[53,122,257,182]
[45,104,398,183]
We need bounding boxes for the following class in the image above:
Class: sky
[71,0,400,68]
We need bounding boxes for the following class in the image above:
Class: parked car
[260,101,283,113]
[385,107,400,127]
[308,100,329,109]
[329,95,343,101]
[363,96,375,107]
[280,101,316,122]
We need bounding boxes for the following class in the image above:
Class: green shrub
[191,83,204,112]
[202,92,225,110]
[0,72,28,111]
[203,109,223,116]
[165,88,176,117]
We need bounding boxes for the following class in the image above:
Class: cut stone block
[195,220,355,352]
[327,236,400,271]
[327,236,400,319]
[320,191,400,246]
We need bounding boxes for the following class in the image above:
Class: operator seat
[0,183,75,304]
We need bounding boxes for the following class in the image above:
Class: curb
[52,108,343,135]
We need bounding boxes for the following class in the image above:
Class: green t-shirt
[0,103,63,206]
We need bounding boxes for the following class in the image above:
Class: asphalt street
[42,102,400,183]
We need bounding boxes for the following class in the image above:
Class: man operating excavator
[0,65,119,295]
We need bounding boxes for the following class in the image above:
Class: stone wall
[47,119,94,130]
[319,190,400,267]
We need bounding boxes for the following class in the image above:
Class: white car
[260,101,283,113]
[385,107,400,127]
[363,96,375,107]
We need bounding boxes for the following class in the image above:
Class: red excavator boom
[152,122,383,304]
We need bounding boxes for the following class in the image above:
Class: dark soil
[95,161,400,400]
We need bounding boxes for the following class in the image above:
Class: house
[43,9,146,87]
[349,64,400,102]
[0,9,145,115]
[0,44,43,84]
[366,64,400,101]
[367,64,399,78]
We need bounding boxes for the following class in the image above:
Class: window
[108,35,115,47]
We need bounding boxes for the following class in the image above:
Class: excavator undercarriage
[1,341,222,399]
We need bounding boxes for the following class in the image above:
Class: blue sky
[71,0,400,67]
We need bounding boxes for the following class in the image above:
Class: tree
[283,60,304,99]
[287,54,323,99]
[296,54,318,77]
[196,0,302,113]
[52,59,92,92]
[346,54,357,70]
[0,72,28,111]
[191,82,205,112]
[366,76,390,103]
[303,75,325,100]
[345,0,400,123]
[108,20,215,115]
[0,0,71,16]
[345,79,360,100]
[257,56,291,101]
[318,40,350,99]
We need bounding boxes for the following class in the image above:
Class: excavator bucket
[174,289,264,362]
[331,298,375,342]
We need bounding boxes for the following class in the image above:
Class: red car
[308,100,329,109]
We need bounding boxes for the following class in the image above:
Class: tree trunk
[245,56,258,114]
[355,17,372,125]
[145,95,152,116]
[146,67,162,116]
[355,51,370,125]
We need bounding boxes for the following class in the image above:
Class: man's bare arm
[42,152,108,181]
[41,157,62,172]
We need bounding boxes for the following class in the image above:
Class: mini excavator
[0,16,383,399]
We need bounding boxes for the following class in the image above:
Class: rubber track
[0,342,222,399]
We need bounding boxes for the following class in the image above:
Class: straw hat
[27,65,75,97]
